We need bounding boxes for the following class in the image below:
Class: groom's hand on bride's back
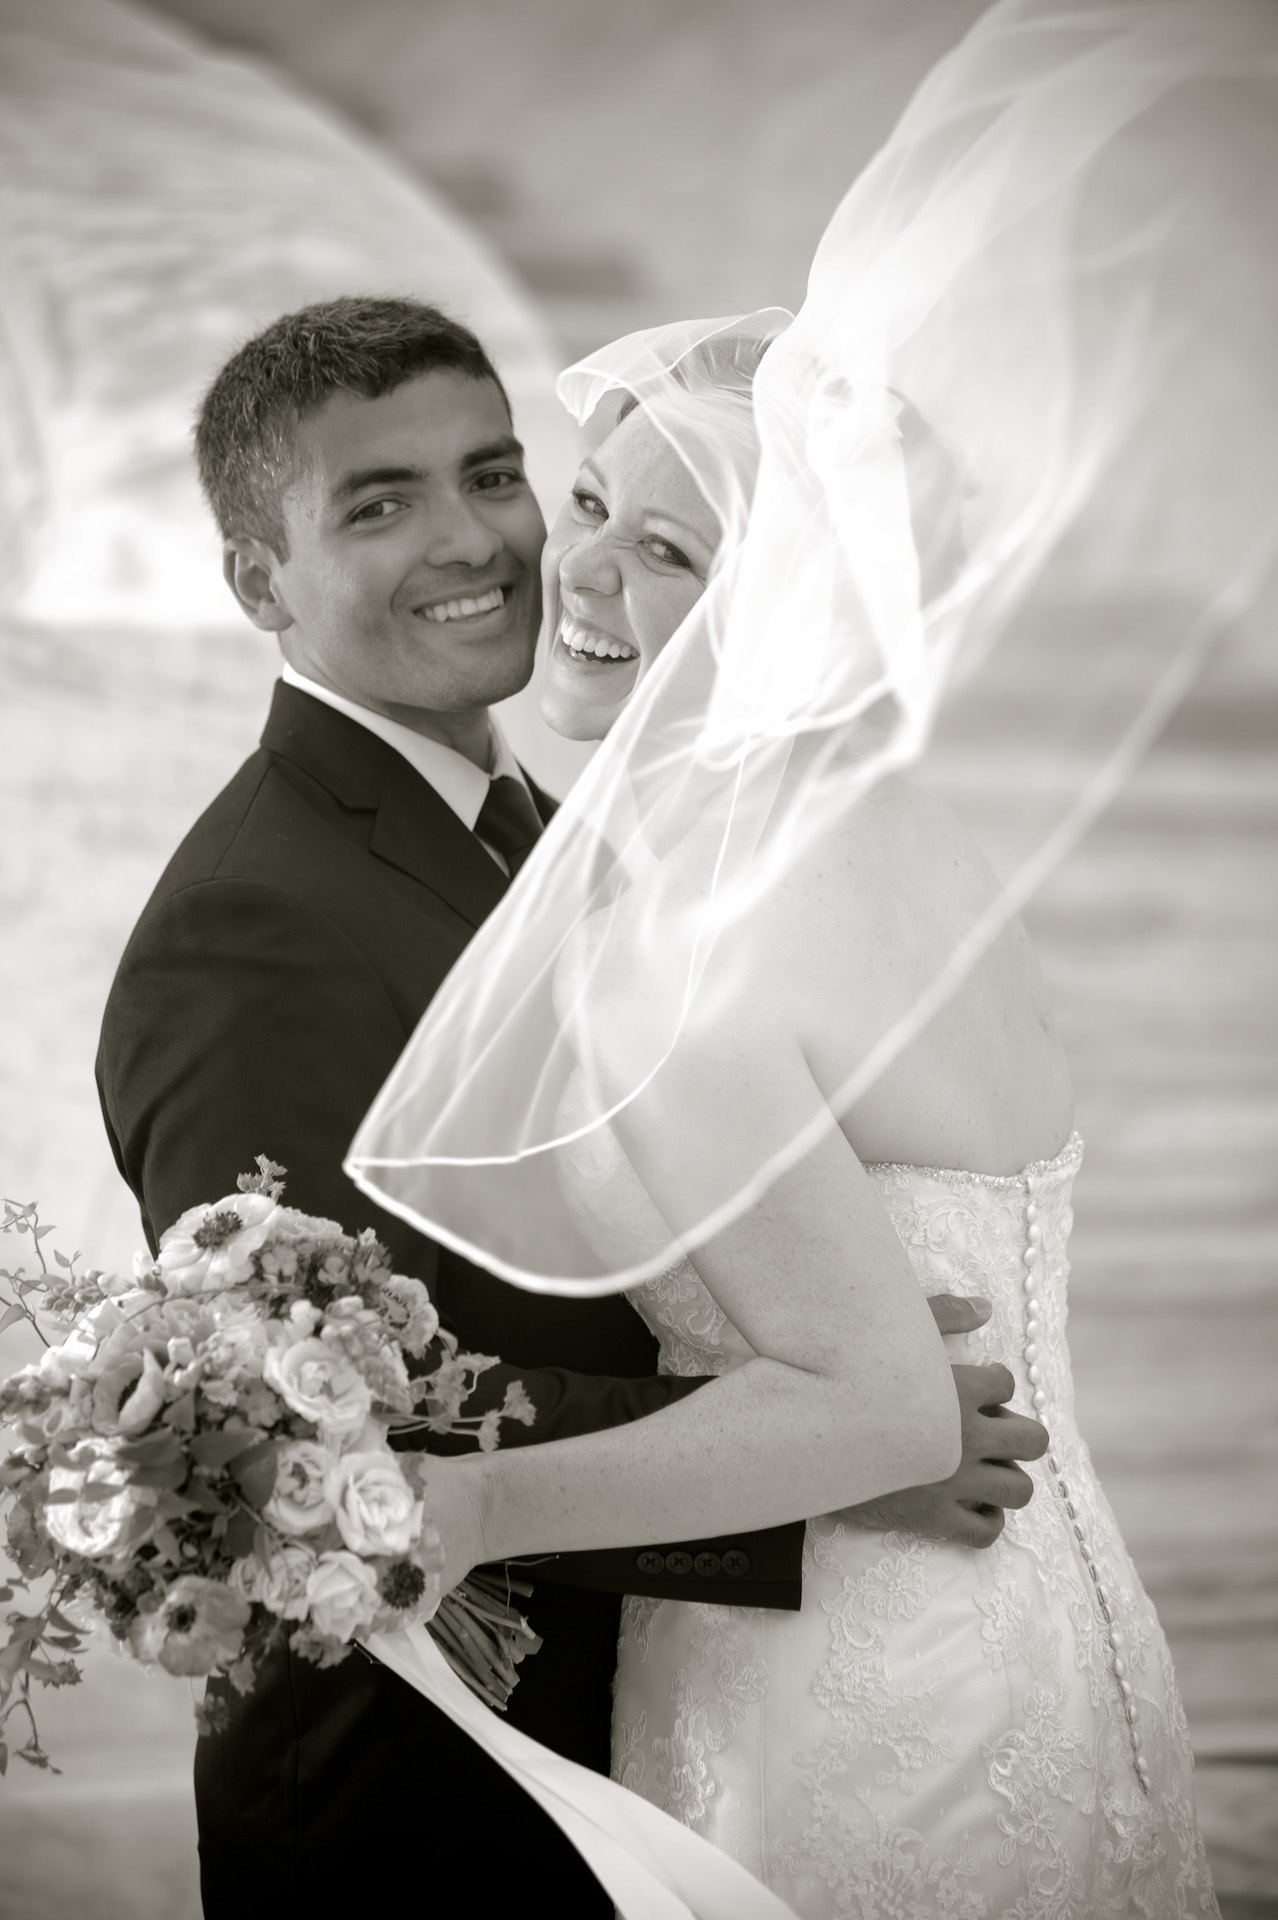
[843,1292,1049,1549]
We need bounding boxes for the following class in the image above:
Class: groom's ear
[223,537,294,633]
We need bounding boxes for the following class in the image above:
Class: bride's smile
[539,402,721,741]
[555,614,640,663]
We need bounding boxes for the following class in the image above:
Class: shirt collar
[280,662,526,832]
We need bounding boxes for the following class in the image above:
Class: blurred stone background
[0,1,1274,1914]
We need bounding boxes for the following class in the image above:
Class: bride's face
[539,407,720,741]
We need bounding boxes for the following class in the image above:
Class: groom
[97,297,1048,1919]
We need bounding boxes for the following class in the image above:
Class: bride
[350,2,1278,1911]
[528,344,1204,1914]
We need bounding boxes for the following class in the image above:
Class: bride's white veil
[348,0,1278,1292]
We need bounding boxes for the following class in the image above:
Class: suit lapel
[261,679,509,931]
[370,751,508,928]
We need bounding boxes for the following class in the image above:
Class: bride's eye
[572,488,607,520]
[642,536,694,570]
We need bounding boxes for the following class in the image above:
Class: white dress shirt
[280,663,532,872]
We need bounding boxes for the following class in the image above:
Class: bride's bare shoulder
[765,767,997,952]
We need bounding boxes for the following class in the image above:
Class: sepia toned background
[1,2,1274,1914]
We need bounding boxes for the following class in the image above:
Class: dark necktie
[475,774,543,878]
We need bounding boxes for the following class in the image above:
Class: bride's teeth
[560,622,637,661]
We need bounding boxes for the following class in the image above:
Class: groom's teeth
[421,588,505,623]
[559,621,639,661]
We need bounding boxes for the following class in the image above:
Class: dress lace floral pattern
[581,1134,1219,1917]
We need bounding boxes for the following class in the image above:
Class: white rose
[157,1192,277,1295]
[262,1338,371,1440]
[306,1551,381,1642]
[44,1437,158,1559]
[229,1541,315,1620]
[262,1440,337,1535]
[269,1206,345,1246]
[324,1451,422,1558]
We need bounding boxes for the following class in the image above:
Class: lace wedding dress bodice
[556,1104,1218,1919]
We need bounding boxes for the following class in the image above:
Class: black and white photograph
[0,3,1275,1916]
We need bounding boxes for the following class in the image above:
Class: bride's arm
[428,1031,961,1579]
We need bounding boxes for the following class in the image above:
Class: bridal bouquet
[0,1158,538,1774]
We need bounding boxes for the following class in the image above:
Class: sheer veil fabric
[348,0,1278,1293]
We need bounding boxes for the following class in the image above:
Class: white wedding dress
[557,1113,1218,1919]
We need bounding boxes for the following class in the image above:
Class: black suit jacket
[97,681,802,1917]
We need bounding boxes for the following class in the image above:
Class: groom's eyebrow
[459,435,525,472]
[328,437,526,503]
[329,464,424,503]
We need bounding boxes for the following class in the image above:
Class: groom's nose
[558,528,622,597]
[419,487,505,570]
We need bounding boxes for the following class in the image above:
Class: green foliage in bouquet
[0,1159,538,1774]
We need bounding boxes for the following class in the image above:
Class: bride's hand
[408,1451,492,1600]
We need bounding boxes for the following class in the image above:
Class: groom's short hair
[195,295,509,556]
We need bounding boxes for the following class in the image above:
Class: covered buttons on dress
[1022,1179,1149,1795]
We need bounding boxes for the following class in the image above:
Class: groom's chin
[441,624,540,711]
[481,643,541,709]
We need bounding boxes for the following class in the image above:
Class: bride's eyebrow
[645,508,712,547]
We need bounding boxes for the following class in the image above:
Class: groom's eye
[349,498,405,523]
[471,467,525,493]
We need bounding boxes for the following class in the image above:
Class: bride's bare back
[766,768,1074,1176]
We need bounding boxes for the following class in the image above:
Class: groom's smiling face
[238,370,546,732]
